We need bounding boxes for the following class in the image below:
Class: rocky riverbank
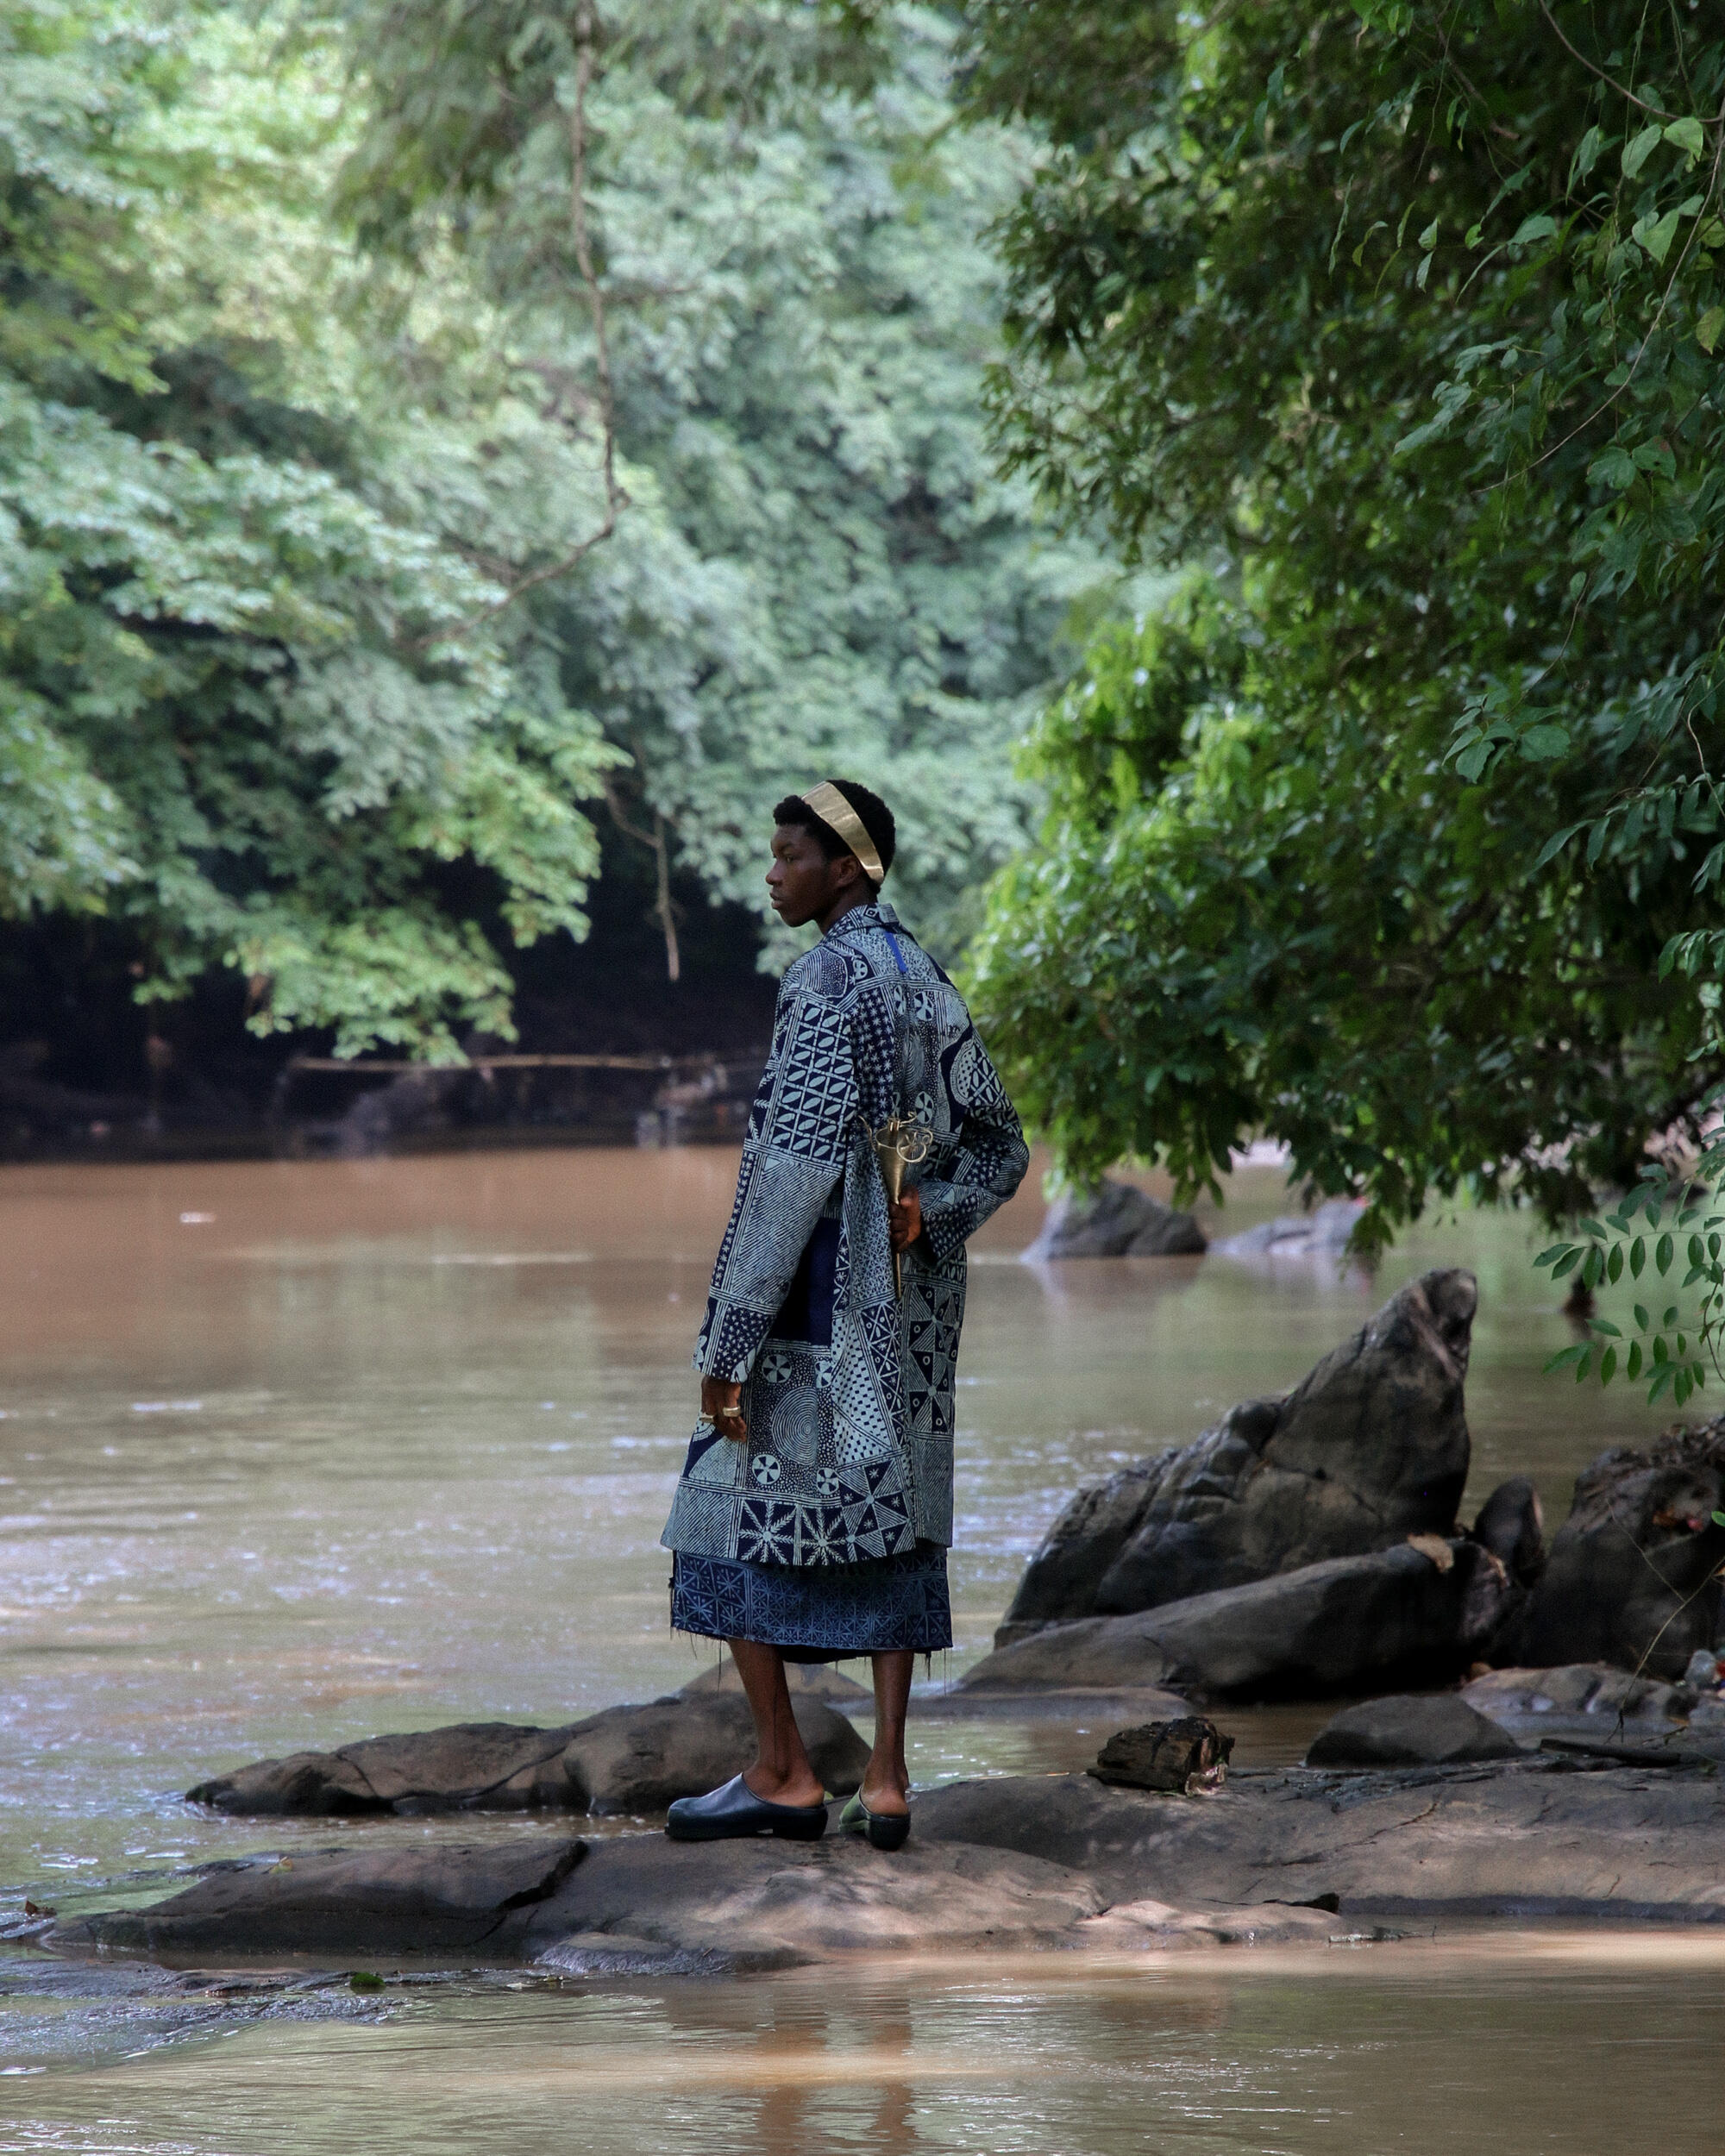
[42,1754,1725,1972]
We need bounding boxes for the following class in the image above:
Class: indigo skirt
[670,1541,952,1662]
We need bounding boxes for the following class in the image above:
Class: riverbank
[34,1756,1725,1973]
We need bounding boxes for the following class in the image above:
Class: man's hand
[701,1375,747,1443]
[888,1188,922,1253]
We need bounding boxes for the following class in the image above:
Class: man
[661,779,1028,1849]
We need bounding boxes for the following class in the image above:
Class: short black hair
[773,780,896,875]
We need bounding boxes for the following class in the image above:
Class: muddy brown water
[0,1149,1712,2147]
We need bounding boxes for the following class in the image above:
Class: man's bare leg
[862,1650,913,1814]
[728,1638,827,1806]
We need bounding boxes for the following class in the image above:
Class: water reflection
[5,1937,1725,2153]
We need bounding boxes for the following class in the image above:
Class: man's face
[767,823,862,927]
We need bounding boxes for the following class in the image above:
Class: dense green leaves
[1538,1168,1723,1406]
[958,0,1725,1242]
[1,0,620,1054]
[3,1,1113,1053]
[334,0,1117,965]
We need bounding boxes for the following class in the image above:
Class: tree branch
[1534,0,1681,122]
[602,774,681,982]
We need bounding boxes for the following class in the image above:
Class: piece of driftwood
[1088,1715,1234,1795]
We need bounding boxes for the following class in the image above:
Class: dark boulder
[186,1696,870,1820]
[916,1762,1725,1923]
[53,1840,585,1959]
[1493,1420,1725,1678]
[1304,1694,1525,1768]
[1090,1717,1234,1793]
[1021,1178,1206,1260]
[186,1722,576,1816]
[1469,1476,1546,1585]
[561,1693,869,1815]
[1003,1268,1477,1628]
[964,1537,1517,1702]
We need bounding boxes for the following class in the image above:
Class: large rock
[1462,1662,1725,1762]
[1021,1179,1206,1260]
[1002,1268,1476,1628]
[916,1763,1725,1922]
[1468,1476,1545,1585]
[1304,1694,1525,1768]
[1213,1198,1364,1260]
[963,1538,1515,1702]
[186,1696,869,1819]
[186,1722,576,1816]
[561,1694,869,1815]
[55,1839,585,1959]
[57,1836,1107,1969]
[1493,1420,1725,1678]
[53,1758,1725,1965]
[519,1834,1107,1966]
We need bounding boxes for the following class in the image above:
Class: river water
[0,1148,1716,2151]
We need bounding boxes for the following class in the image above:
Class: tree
[957,0,1725,1247]
[337,0,1120,972]
[2,0,621,1056]
[3,1,1120,1074]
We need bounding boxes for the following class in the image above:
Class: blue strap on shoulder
[882,930,907,976]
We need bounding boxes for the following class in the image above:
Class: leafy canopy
[958,0,1725,1248]
[334,0,1120,968]
[2,0,623,1056]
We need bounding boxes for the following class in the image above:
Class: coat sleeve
[693,979,859,1381]
[914,1029,1030,1266]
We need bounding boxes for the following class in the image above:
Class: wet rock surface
[186,1723,576,1817]
[1304,1694,1526,1768]
[1491,1423,1725,1678]
[1003,1269,1477,1627]
[1463,1662,1725,1761]
[1020,1180,1207,1260]
[54,1839,585,1959]
[915,1760,1725,1921]
[968,1538,1514,1702]
[186,1695,869,1820]
[52,1757,1725,1968]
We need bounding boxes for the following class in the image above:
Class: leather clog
[665,1773,829,1842]
[838,1789,911,1851]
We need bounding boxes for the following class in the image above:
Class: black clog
[839,1789,911,1851]
[665,1773,829,1842]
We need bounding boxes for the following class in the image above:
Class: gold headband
[802,781,886,885]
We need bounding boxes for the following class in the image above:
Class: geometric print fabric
[662,899,1028,1570]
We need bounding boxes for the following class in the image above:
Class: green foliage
[957,0,1725,1241]
[1,0,620,1055]
[1537,1166,1724,1407]
[4,0,1114,1056]
[335,0,1116,965]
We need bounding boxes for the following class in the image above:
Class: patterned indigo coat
[661,899,1027,1570]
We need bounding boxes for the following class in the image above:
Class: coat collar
[824,898,900,939]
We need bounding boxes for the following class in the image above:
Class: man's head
[768,780,896,930]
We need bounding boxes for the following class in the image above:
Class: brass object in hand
[859,1112,932,1299]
